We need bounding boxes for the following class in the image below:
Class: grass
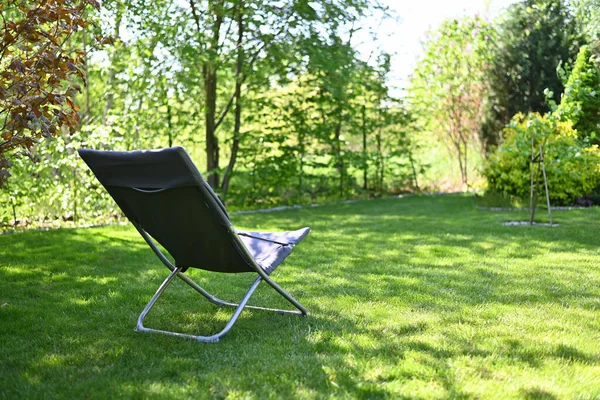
[472,191,531,209]
[1,194,599,399]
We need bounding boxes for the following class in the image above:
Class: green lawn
[1,195,599,399]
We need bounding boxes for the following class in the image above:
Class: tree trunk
[251,146,258,195]
[334,110,344,197]
[221,135,239,199]
[376,129,383,191]
[298,129,305,191]
[197,1,223,189]
[103,8,122,125]
[11,199,17,227]
[82,28,90,119]
[221,1,244,199]
[362,103,368,190]
[408,151,420,192]
[167,103,173,148]
[204,65,219,188]
[128,95,144,151]
[73,167,78,223]
[455,141,466,188]
[463,138,468,188]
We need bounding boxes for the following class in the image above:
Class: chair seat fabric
[237,228,310,274]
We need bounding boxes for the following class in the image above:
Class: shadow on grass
[1,195,599,398]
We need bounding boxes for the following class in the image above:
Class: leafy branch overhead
[0,0,102,187]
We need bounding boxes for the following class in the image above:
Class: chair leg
[259,273,308,316]
[175,271,307,316]
[135,225,308,317]
[135,267,263,343]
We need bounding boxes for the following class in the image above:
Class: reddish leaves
[0,0,100,187]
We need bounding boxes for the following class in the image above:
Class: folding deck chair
[79,147,310,342]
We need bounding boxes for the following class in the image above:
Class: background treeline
[2,0,600,229]
[411,0,600,207]
[1,0,421,228]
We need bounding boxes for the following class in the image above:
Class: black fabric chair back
[79,147,253,273]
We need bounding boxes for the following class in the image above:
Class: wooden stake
[539,145,552,226]
[529,133,536,225]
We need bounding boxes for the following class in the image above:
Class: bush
[0,125,123,230]
[484,112,600,205]
[556,45,600,143]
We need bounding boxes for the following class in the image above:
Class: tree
[193,0,380,191]
[1,0,404,226]
[410,16,492,188]
[483,0,583,149]
[0,0,101,188]
[556,45,600,142]
[571,0,600,47]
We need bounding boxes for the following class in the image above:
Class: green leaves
[409,16,492,187]
[1,0,413,224]
[484,112,600,204]
[487,0,583,129]
[556,45,600,143]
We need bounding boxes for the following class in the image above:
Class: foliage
[0,124,122,228]
[556,45,600,142]
[1,0,421,229]
[571,0,600,47]
[0,0,101,187]
[108,0,386,189]
[484,112,600,205]
[409,16,492,188]
[483,0,583,149]
[376,103,424,193]
[2,196,600,397]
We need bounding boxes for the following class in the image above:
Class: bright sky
[357,0,520,96]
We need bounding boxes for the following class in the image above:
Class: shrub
[556,45,600,143]
[484,112,600,205]
[0,125,123,229]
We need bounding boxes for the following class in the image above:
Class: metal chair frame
[134,224,308,343]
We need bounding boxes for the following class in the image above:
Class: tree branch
[188,0,202,34]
